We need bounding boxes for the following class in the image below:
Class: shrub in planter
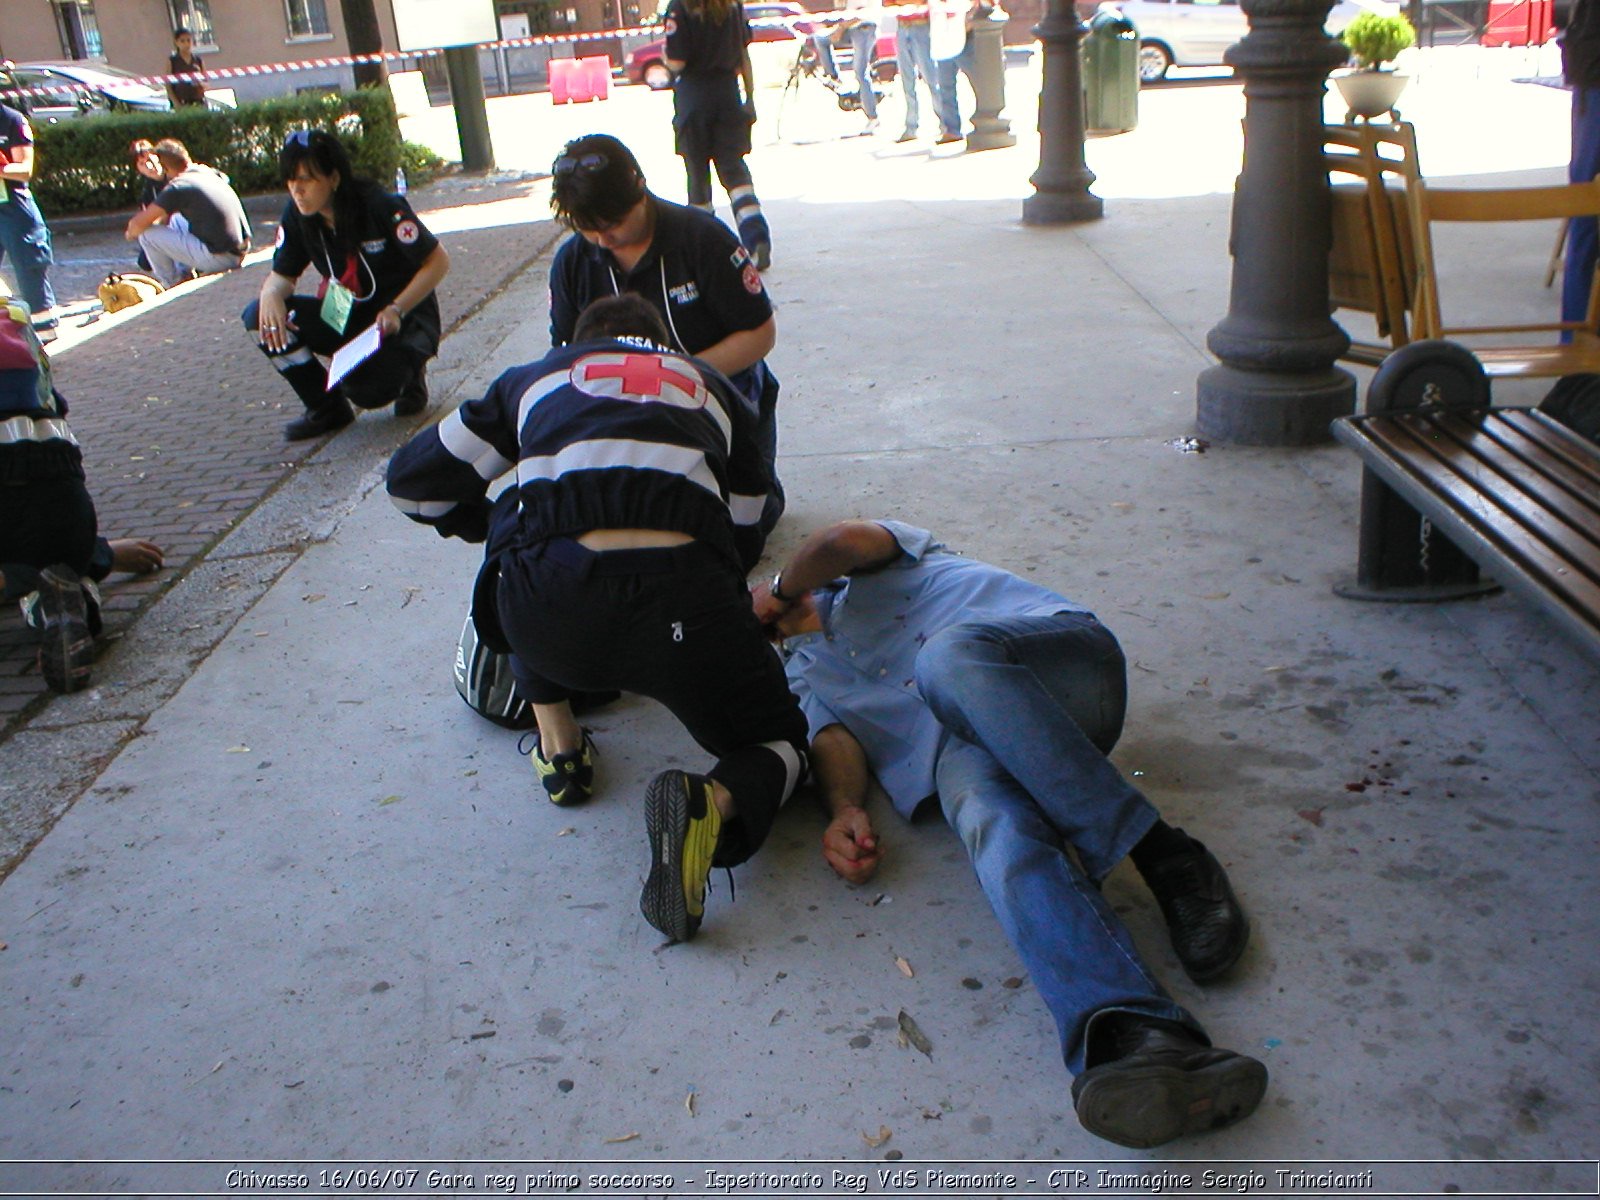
[1340,12,1416,71]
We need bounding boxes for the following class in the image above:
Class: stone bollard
[1022,0,1103,223]
[1195,0,1354,446]
[966,7,1018,151]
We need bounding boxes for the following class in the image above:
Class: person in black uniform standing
[244,130,450,441]
[387,294,808,945]
[661,0,772,268]
[547,134,783,536]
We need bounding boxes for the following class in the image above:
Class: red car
[624,2,813,88]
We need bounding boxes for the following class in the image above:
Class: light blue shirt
[783,521,1086,818]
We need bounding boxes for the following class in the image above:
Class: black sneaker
[752,240,772,272]
[640,770,722,943]
[1142,836,1250,983]
[28,564,95,693]
[284,398,355,441]
[1072,1020,1268,1148]
[394,365,429,417]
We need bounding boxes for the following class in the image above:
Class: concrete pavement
[0,47,1597,1184]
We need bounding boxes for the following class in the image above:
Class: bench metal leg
[1334,339,1502,603]
[1334,467,1501,602]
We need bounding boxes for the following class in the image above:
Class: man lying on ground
[755,518,1266,1149]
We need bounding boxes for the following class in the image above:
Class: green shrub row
[31,86,445,217]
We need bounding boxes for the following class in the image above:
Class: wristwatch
[770,571,795,604]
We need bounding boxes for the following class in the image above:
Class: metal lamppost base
[1022,190,1104,224]
[1195,363,1356,446]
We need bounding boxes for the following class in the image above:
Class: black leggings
[1,475,112,601]
[242,298,423,411]
[498,538,808,865]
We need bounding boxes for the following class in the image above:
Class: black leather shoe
[1142,836,1249,982]
[394,365,429,417]
[284,399,355,442]
[1072,1021,1267,1148]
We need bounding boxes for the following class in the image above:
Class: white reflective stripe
[516,438,721,500]
[438,408,512,481]
[271,346,315,368]
[760,739,805,801]
[704,393,732,452]
[727,492,765,527]
[515,371,570,439]
[0,415,77,446]
[391,496,458,519]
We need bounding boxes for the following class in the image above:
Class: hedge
[29,86,445,217]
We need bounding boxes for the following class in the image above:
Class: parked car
[4,62,174,120]
[624,1,812,88]
[1115,0,1397,83]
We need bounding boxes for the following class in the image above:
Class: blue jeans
[816,26,879,118]
[0,188,57,323]
[900,20,959,137]
[914,612,1202,1073]
[1564,86,1600,332]
[933,45,976,139]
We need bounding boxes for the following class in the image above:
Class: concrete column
[966,11,1018,151]
[444,45,496,173]
[1195,0,1354,446]
[1022,0,1103,223]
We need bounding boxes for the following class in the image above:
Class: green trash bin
[1083,5,1139,134]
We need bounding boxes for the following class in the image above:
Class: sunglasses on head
[554,152,609,177]
[284,129,315,150]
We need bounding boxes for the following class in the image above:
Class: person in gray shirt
[124,139,250,288]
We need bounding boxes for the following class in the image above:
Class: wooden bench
[1330,340,1600,658]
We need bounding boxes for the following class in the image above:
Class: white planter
[1334,70,1409,121]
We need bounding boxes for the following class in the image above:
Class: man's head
[550,134,650,249]
[572,294,671,347]
[152,138,192,176]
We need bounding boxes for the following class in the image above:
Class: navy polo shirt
[271,181,442,349]
[663,0,751,78]
[548,193,772,360]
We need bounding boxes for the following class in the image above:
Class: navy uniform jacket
[271,181,442,356]
[548,194,772,399]
[663,0,751,78]
[386,338,772,573]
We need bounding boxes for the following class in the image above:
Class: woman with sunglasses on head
[548,133,783,537]
[659,0,771,268]
[244,129,450,442]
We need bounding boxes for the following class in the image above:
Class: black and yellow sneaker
[524,731,597,807]
[640,769,722,943]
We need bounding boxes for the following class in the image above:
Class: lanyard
[313,223,377,303]
[606,259,687,354]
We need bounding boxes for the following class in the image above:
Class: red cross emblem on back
[572,352,707,410]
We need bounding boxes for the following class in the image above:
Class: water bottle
[394,167,408,196]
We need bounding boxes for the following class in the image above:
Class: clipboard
[326,321,383,391]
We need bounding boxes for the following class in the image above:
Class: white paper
[326,322,383,391]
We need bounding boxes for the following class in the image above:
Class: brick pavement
[1,188,555,735]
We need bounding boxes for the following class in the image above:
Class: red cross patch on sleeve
[395,220,420,245]
[741,263,763,295]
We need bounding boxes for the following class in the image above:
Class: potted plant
[1334,12,1417,121]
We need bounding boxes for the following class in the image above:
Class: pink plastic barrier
[549,56,577,103]
[583,54,611,101]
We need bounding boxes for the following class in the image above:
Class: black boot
[1072,1018,1267,1148]
[394,362,429,417]
[284,396,355,441]
[1139,832,1250,982]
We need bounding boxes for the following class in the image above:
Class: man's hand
[822,805,881,884]
[750,578,789,629]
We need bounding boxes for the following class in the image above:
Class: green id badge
[320,280,354,333]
